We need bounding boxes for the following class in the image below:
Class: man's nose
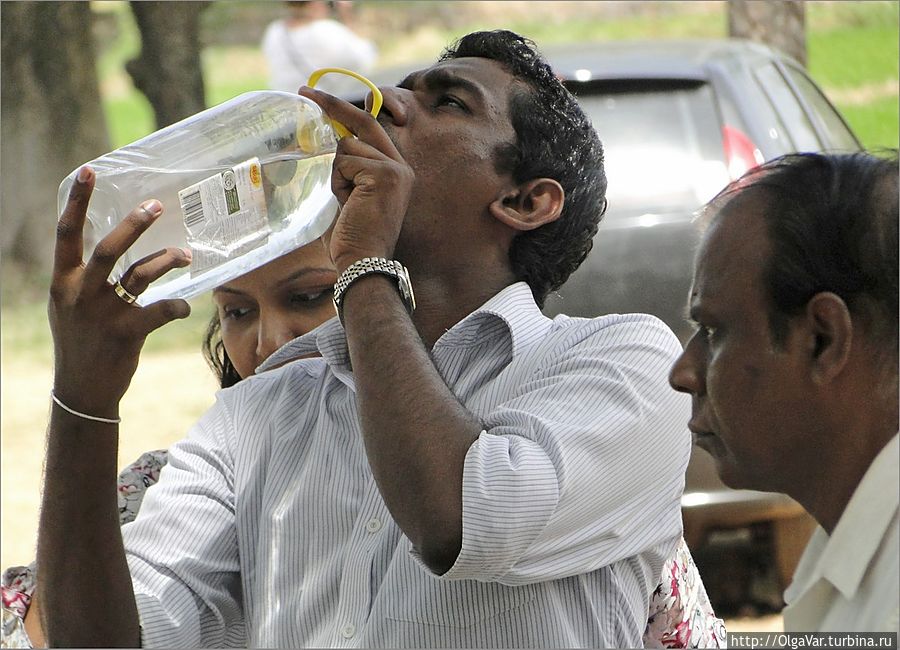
[370,86,408,127]
[669,342,704,396]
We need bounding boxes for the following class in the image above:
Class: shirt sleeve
[443,315,691,585]
[261,20,303,93]
[123,394,246,648]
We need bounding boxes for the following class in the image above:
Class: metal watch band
[332,257,416,324]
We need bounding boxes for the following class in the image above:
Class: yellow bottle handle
[307,67,383,139]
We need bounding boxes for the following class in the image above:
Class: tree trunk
[126,1,208,129]
[1,2,110,280]
[728,0,806,67]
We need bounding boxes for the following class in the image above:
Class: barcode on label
[180,189,204,228]
[179,158,270,278]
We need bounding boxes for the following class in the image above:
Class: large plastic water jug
[56,68,381,305]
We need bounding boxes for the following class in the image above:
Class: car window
[573,82,730,218]
[716,75,795,156]
[781,65,861,152]
[753,63,822,151]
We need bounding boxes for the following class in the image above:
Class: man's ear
[803,292,853,385]
[489,178,564,231]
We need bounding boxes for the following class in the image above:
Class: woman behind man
[2,171,723,648]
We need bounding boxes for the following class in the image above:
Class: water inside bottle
[73,150,337,305]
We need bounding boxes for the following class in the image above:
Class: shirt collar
[255,317,341,374]
[256,282,551,374]
[432,282,552,357]
[786,433,900,601]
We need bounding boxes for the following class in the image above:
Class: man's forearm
[342,275,481,574]
[37,410,140,647]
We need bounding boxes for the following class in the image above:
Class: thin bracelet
[50,391,121,425]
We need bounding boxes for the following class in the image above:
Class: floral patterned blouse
[2,450,168,648]
[2,450,725,648]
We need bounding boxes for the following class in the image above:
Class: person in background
[261,0,377,96]
[669,151,899,632]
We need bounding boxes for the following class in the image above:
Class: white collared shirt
[783,434,900,632]
[124,282,691,648]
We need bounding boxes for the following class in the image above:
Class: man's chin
[694,431,724,457]
[710,454,761,492]
[696,435,750,490]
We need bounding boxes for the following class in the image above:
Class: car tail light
[722,124,765,180]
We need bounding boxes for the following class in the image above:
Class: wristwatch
[333,257,416,325]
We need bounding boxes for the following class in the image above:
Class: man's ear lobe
[489,178,564,231]
[805,292,853,384]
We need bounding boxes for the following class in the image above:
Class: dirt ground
[1,348,218,571]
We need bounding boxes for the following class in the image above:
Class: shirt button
[365,517,382,533]
[341,623,356,639]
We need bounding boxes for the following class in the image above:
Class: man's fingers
[299,86,402,161]
[335,134,392,161]
[54,166,94,274]
[136,299,192,337]
[332,153,412,191]
[83,199,164,290]
[118,247,193,297]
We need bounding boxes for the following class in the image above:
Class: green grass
[807,21,899,149]
[92,1,141,80]
[807,2,898,89]
[806,1,899,149]
[105,94,154,148]
[203,46,271,104]
[102,76,272,149]
[450,10,725,47]
[807,1,899,37]
[839,96,900,149]
[0,301,52,364]
[808,26,899,90]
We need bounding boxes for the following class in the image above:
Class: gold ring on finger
[114,280,138,305]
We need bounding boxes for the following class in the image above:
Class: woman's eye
[223,306,252,320]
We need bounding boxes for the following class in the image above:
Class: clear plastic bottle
[57,68,381,305]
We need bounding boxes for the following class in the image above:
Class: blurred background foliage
[2,0,897,354]
[91,1,898,150]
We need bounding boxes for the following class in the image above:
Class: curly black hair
[439,30,608,307]
[202,314,242,389]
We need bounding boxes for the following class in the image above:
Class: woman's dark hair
[710,150,899,351]
[439,30,608,308]
[202,314,242,388]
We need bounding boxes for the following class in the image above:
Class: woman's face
[212,240,337,378]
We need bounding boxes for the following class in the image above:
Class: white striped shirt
[124,282,691,648]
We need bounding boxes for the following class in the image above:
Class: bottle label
[178,157,270,277]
